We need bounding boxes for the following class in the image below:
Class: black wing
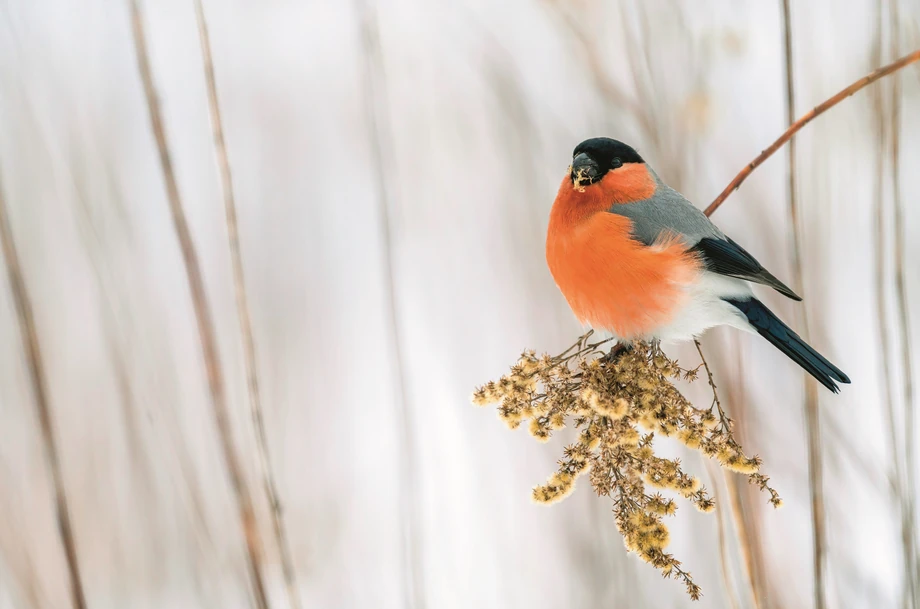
[691,237,802,301]
[727,298,848,391]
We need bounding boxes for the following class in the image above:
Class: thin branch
[724,472,765,609]
[705,48,920,216]
[888,1,919,599]
[802,382,827,609]
[695,340,762,609]
[702,457,742,609]
[870,7,916,608]
[693,340,726,420]
[778,4,827,609]
[781,0,801,277]
[127,3,270,608]
[192,2,302,608]
[0,172,88,609]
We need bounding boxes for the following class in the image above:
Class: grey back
[608,168,724,246]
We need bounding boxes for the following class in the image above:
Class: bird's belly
[561,279,688,339]
[648,275,753,342]
[547,214,705,339]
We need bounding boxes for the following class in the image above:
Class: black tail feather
[726,298,850,393]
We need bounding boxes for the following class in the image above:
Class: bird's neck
[548,165,657,234]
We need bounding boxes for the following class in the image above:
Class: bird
[545,137,850,392]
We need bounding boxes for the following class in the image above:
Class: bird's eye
[611,157,623,169]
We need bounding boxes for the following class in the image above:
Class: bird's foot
[601,341,632,364]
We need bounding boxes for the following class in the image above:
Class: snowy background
[1,1,919,608]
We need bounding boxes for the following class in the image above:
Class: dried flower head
[471,332,782,601]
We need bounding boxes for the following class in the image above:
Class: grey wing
[608,183,724,246]
[609,181,802,301]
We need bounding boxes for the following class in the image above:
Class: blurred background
[1,1,919,608]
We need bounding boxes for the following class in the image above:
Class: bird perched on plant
[546,137,849,392]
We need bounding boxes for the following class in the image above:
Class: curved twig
[705,49,920,216]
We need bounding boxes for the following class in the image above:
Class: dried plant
[702,456,742,609]
[472,333,781,600]
[778,3,827,608]
[192,2,303,608]
[128,2,270,607]
[886,11,919,606]
[0,172,88,609]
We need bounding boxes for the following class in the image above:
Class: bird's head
[570,137,645,190]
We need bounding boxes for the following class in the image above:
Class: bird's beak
[571,152,599,187]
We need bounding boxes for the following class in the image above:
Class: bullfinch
[546,137,850,392]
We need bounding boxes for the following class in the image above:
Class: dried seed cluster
[472,332,782,601]
[571,164,590,192]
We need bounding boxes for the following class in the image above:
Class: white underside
[598,271,757,344]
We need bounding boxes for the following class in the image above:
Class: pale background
[1,1,919,608]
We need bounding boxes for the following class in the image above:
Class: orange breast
[545,172,700,338]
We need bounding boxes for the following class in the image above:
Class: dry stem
[887,7,919,601]
[128,2,270,608]
[778,4,827,608]
[695,340,768,609]
[0,171,88,609]
[702,458,741,609]
[192,2,302,607]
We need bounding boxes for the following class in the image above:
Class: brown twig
[693,340,726,420]
[192,2,302,607]
[694,340,762,609]
[870,9,916,609]
[887,6,919,602]
[723,472,763,609]
[705,48,920,216]
[0,172,88,609]
[798,114,828,609]
[778,4,827,608]
[128,3,270,608]
[780,0,802,282]
[702,457,742,609]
